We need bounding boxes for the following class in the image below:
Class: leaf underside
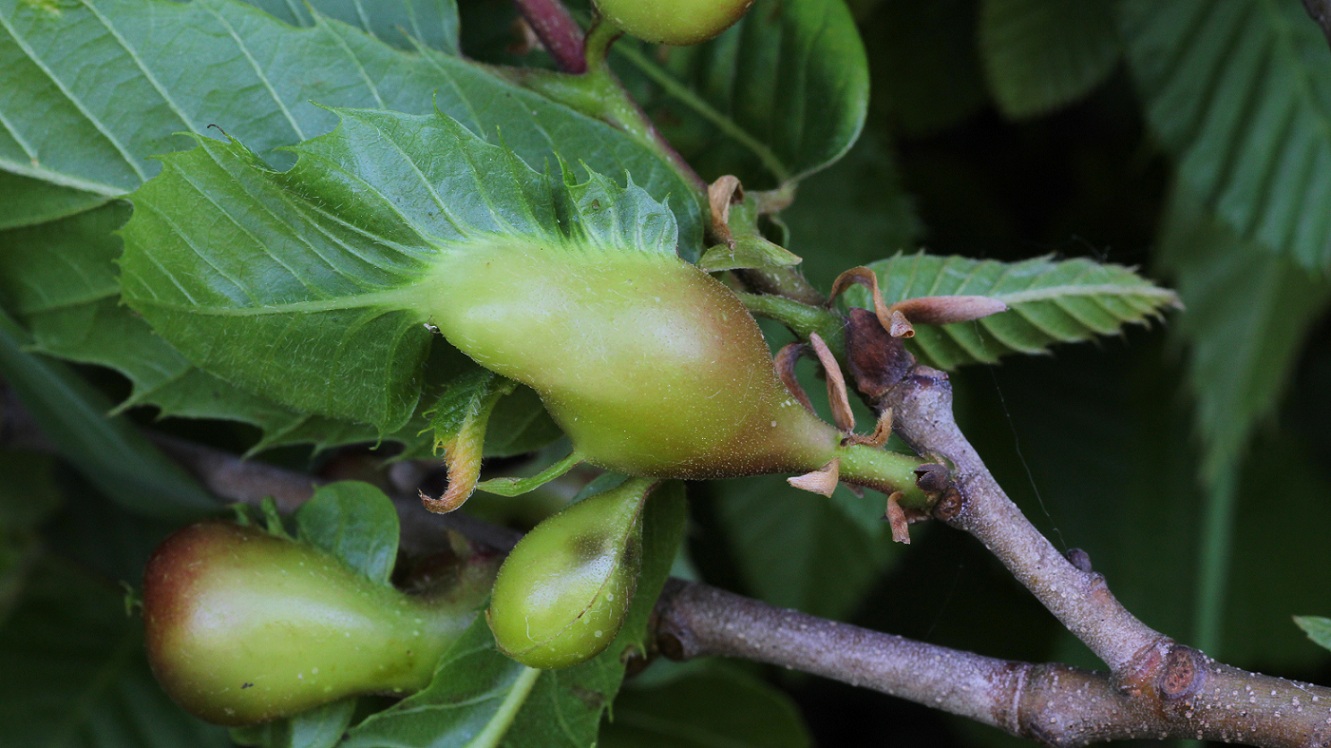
[1120,0,1331,269]
[979,0,1120,119]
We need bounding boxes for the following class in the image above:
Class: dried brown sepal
[773,342,816,414]
[845,408,893,448]
[884,492,911,544]
[808,332,854,433]
[887,309,915,339]
[707,175,743,246]
[888,295,1008,326]
[788,458,840,497]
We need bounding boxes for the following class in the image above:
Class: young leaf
[120,108,678,432]
[841,252,1180,370]
[1121,0,1331,269]
[295,482,402,586]
[979,0,1120,119]
[610,0,869,186]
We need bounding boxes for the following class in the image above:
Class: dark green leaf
[0,308,216,520]
[864,0,987,137]
[0,559,231,748]
[601,666,811,748]
[712,474,895,621]
[979,0,1120,119]
[776,131,921,291]
[1156,188,1331,484]
[120,108,677,432]
[1120,0,1331,268]
[295,482,402,586]
[845,252,1180,370]
[1294,616,1331,653]
[612,0,869,187]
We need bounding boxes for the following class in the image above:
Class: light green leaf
[979,0,1120,119]
[295,482,402,586]
[120,108,677,431]
[601,666,811,748]
[1294,616,1331,653]
[0,308,217,520]
[343,483,686,747]
[242,0,460,53]
[698,196,802,273]
[844,252,1180,370]
[611,0,869,187]
[0,559,231,748]
[1120,0,1331,268]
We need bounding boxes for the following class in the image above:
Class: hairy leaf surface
[121,107,677,432]
[845,252,1180,370]
[1121,0,1331,268]
[0,0,700,449]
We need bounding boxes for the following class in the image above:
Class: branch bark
[4,382,1330,745]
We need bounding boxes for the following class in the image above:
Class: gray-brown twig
[4,376,1330,745]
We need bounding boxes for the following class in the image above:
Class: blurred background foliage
[2,0,1331,746]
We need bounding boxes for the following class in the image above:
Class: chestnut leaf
[120,107,677,433]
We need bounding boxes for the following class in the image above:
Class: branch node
[1064,547,1093,573]
[1158,645,1207,702]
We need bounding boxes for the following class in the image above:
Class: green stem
[835,442,929,509]
[1193,465,1238,656]
[737,292,845,355]
[472,666,542,747]
[476,451,584,497]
